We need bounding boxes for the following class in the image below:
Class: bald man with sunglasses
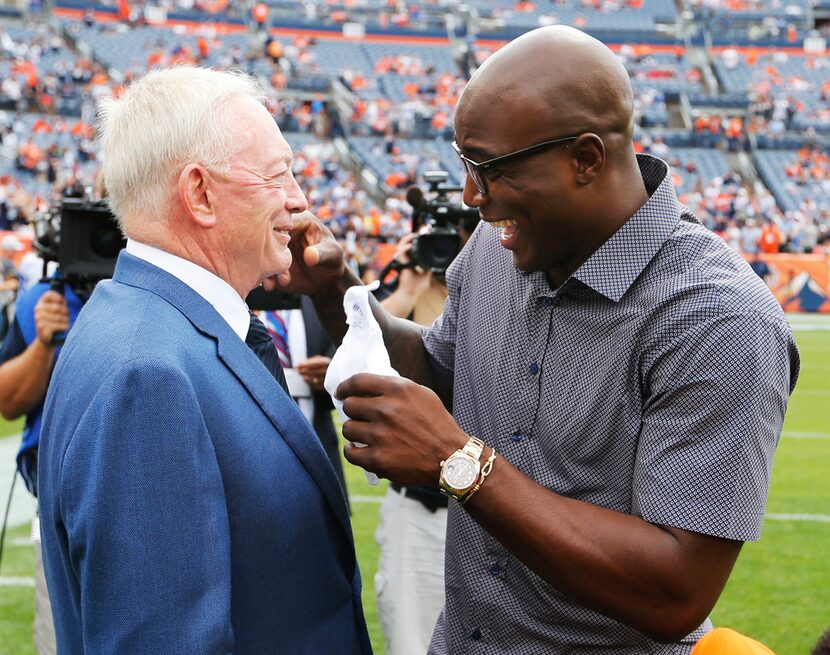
[281,26,799,654]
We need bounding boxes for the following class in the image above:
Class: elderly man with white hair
[37,67,372,655]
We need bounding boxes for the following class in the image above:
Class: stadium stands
[0,1,828,265]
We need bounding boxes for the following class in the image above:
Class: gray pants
[33,518,57,655]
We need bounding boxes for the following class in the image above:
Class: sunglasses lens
[463,160,486,194]
[470,167,487,194]
[454,144,488,194]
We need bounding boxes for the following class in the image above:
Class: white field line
[351,495,383,504]
[349,496,830,523]
[0,576,35,587]
[765,513,830,523]
[782,431,830,439]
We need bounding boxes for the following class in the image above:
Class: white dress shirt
[126,239,250,341]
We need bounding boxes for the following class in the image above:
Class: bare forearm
[380,287,419,319]
[464,459,740,641]
[310,271,438,390]
[0,342,55,419]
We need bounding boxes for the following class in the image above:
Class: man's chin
[271,251,293,276]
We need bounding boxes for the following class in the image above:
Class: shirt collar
[570,154,684,302]
[126,239,250,340]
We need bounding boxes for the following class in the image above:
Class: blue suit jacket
[38,252,372,655]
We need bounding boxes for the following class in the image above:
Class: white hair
[97,66,266,229]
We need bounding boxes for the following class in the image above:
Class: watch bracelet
[461,435,485,460]
[461,449,497,506]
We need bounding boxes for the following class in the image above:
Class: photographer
[0,277,85,655]
[0,181,118,655]
[0,235,23,341]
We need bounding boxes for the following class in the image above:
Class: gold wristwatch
[439,436,485,501]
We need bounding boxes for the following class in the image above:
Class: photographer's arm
[0,292,69,419]
[308,265,440,392]
[276,212,446,401]
[379,233,433,320]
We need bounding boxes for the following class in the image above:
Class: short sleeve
[634,312,799,541]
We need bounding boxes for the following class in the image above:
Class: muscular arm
[340,373,737,641]
[0,336,57,419]
[0,291,69,419]
[465,460,741,641]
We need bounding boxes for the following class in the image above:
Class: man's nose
[286,172,308,214]
[462,175,487,208]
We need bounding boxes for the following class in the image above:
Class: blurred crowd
[0,6,829,299]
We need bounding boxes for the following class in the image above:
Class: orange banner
[756,253,830,313]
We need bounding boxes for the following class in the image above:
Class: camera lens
[421,233,461,273]
[90,224,123,259]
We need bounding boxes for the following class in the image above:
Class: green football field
[0,327,828,655]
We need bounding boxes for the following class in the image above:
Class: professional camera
[34,196,126,294]
[406,171,479,275]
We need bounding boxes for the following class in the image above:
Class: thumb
[305,240,343,269]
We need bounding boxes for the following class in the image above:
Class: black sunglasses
[452,135,581,195]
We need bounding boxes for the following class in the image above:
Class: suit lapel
[112,252,355,548]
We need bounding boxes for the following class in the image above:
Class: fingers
[296,356,330,377]
[394,233,416,262]
[35,293,70,344]
[304,240,343,270]
[343,439,376,469]
[35,291,69,325]
[37,291,69,311]
[275,270,291,287]
[341,418,382,452]
[340,393,384,423]
[335,372,400,401]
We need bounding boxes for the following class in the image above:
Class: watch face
[444,456,478,490]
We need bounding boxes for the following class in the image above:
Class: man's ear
[177,164,217,227]
[570,133,605,185]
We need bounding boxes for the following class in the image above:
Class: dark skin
[274,26,743,643]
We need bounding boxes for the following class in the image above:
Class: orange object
[759,223,783,254]
[691,628,776,654]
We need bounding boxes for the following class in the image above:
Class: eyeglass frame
[452,135,582,195]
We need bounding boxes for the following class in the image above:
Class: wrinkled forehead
[231,98,293,167]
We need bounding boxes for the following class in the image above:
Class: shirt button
[471,628,482,640]
[528,362,539,375]
[542,297,554,307]
[511,432,523,442]
[489,563,501,577]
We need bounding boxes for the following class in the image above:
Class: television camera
[32,195,126,344]
[33,195,299,313]
[404,170,479,275]
[33,195,126,294]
